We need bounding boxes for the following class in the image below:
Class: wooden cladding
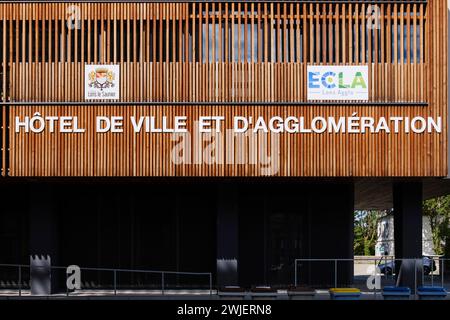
[1,1,429,103]
[7,105,447,177]
[0,1,448,178]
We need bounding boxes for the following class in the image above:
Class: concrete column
[216,184,239,287]
[29,183,60,293]
[393,182,423,290]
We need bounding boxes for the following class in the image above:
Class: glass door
[267,211,304,287]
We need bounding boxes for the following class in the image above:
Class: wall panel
[0,1,447,177]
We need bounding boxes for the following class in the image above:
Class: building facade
[376,213,435,256]
[0,0,448,290]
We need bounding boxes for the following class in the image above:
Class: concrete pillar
[393,182,423,290]
[29,183,60,293]
[216,184,239,287]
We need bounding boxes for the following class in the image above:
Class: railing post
[209,273,212,297]
[373,258,377,299]
[385,255,387,281]
[114,270,117,296]
[18,265,22,297]
[390,256,394,281]
[414,259,417,300]
[431,257,434,287]
[421,258,424,286]
[161,272,164,295]
[334,259,337,288]
[442,259,445,288]
[294,260,297,286]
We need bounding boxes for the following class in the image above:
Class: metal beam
[0,1,429,4]
[0,101,429,107]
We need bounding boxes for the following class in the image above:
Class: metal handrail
[294,257,450,299]
[0,263,213,297]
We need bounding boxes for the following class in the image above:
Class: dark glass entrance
[267,210,305,286]
[0,180,354,290]
[238,183,308,288]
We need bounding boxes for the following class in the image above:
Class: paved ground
[0,289,449,300]
[1,261,449,300]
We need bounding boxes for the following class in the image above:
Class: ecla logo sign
[307,65,369,101]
